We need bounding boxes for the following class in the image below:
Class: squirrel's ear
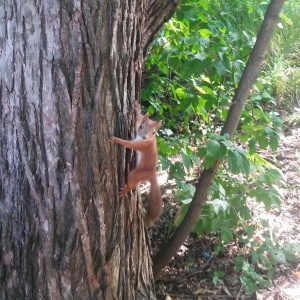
[143,113,149,121]
[156,120,162,130]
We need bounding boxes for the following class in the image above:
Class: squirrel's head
[137,114,162,140]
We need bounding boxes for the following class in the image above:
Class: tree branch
[143,0,179,56]
[152,0,286,278]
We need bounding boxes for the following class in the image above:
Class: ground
[148,125,300,300]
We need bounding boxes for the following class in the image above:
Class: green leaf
[190,59,205,76]
[158,63,169,75]
[203,155,216,169]
[215,61,227,76]
[160,158,170,170]
[240,155,250,174]
[195,53,206,61]
[265,168,282,182]
[211,218,222,232]
[176,11,185,21]
[198,107,209,123]
[264,126,273,134]
[176,87,187,99]
[168,56,181,69]
[218,143,228,158]
[261,91,272,99]
[235,146,248,156]
[179,98,191,111]
[269,133,279,151]
[257,134,269,149]
[199,28,212,38]
[270,248,287,264]
[249,138,256,155]
[250,187,273,210]
[206,140,221,157]
[270,113,283,127]
[169,162,186,179]
[147,105,155,114]
[180,198,193,205]
[261,219,269,227]
[243,224,254,238]
[191,154,200,165]
[197,147,207,157]
[240,206,251,221]
[181,152,193,168]
[174,181,196,205]
[221,227,233,243]
[280,13,293,26]
[209,199,229,214]
[250,93,262,102]
[213,271,225,285]
[234,71,241,86]
[227,149,241,174]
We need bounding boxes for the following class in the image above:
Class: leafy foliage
[213,270,226,286]
[143,0,282,179]
[142,0,300,294]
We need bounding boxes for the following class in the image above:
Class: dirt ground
[150,126,300,300]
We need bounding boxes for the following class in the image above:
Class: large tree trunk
[0,0,177,299]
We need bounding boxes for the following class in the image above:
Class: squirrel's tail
[145,177,162,228]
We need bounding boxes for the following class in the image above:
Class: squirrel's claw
[134,101,140,111]
[119,186,127,198]
[119,184,132,198]
[110,137,119,144]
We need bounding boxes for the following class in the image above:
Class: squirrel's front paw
[110,137,119,144]
[134,101,141,111]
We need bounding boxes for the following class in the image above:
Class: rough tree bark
[0,0,177,299]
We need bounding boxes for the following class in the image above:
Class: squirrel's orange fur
[111,102,162,227]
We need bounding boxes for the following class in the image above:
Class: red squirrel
[111,102,162,227]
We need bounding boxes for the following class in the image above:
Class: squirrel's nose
[143,135,147,140]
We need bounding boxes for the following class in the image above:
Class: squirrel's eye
[153,131,156,135]
[139,125,143,129]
